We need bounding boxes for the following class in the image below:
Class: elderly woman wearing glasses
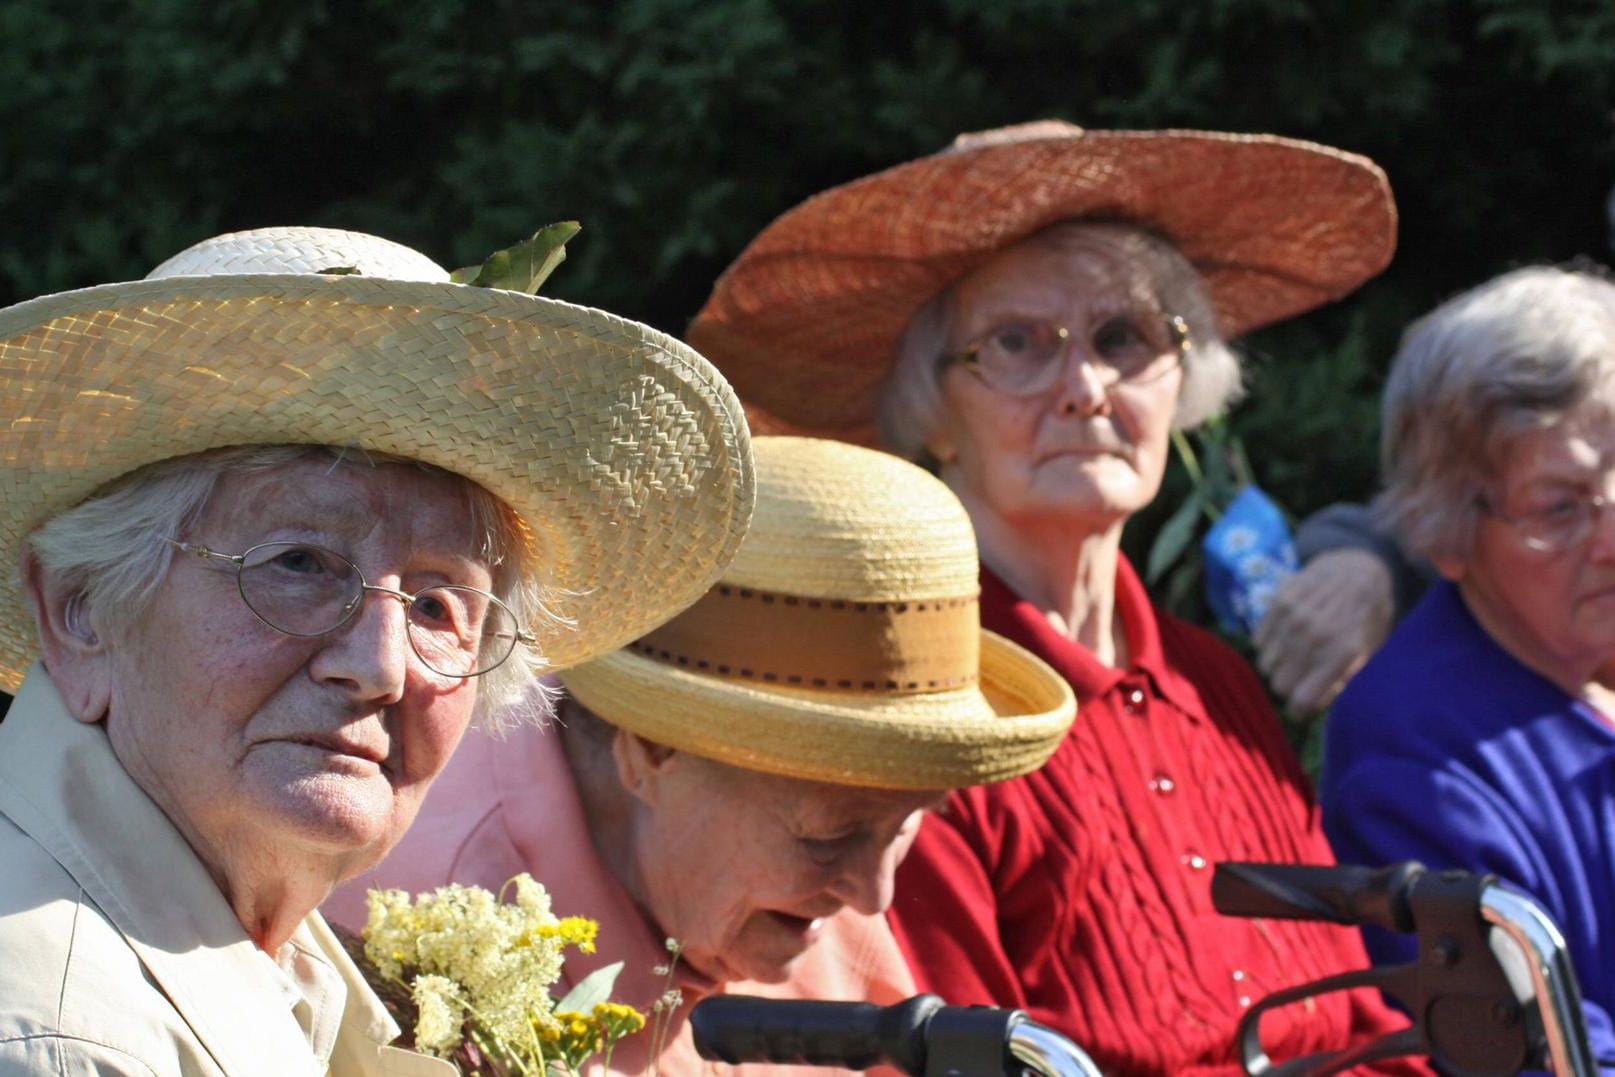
[688,123,1426,1075]
[1321,266,1615,1065]
[327,435,1076,1077]
[0,227,752,1075]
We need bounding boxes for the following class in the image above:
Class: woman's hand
[1254,547,1395,718]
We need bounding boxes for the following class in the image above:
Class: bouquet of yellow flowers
[362,873,646,1076]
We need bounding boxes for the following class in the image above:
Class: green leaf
[1201,431,1234,502]
[555,960,624,1014]
[1169,428,1204,484]
[451,221,582,294]
[1146,485,1206,585]
[1164,554,1202,616]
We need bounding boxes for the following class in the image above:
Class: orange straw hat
[688,120,1398,445]
[558,436,1076,791]
[0,226,754,689]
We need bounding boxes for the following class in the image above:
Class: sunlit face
[926,226,1186,535]
[1451,390,1615,690]
[628,752,941,985]
[103,458,491,888]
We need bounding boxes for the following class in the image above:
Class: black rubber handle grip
[1212,861,1425,933]
[691,994,944,1075]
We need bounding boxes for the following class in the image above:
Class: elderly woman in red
[688,122,1427,1076]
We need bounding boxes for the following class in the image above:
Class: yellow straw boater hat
[0,226,755,689]
[688,120,1398,445]
[559,436,1075,790]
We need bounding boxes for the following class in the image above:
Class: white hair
[1373,265,1615,565]
[875,220,1244,461]
[26,444,560,729]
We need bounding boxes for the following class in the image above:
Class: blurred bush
[3,0,1611,615]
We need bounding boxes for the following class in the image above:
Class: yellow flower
[531,916,600,955]
[550,1010,607,1067]
[595,1001,647,1038]
[360,873,646,1075]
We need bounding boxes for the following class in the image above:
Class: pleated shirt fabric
[886,560,1429,1077]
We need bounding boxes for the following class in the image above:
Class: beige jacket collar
[0,664,453,1077]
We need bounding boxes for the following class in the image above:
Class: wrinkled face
[1454,390,1615,688]
[104,458,491,887]
[629,752,941,985]
[926,227,1186,534]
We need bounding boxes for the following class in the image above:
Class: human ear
[1431,554,1467,583]
[609,729,678,807]
[923,422,960,468]
[20,547,112,724]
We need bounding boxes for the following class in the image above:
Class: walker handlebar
[691,994,1105,1077]
[1212,860,1600,1077]
[691,995,939,1074]
[691,863,1597,1077]
[1210,860,1422,933]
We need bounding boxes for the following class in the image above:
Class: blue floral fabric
[1202,484,1298,635]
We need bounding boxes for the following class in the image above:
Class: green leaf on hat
[451,221,582,294]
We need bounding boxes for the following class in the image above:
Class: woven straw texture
[688,125,1398,446]
[560,437,1074,790]
[0,227,755,689]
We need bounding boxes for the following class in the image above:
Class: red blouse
[886,559,1427,1077]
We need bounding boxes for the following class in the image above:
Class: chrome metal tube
[1480,885,1598,1077]
[1008,1021,1106,1077]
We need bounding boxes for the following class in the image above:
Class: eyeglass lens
[236,542,519,677]
[965,314,1181,395]
[1511,495,1610,552]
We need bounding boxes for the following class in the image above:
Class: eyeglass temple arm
[166,539,241,565]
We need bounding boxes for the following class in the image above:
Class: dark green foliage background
[4,0,1612,609]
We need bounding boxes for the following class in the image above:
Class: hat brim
[558,629,1076,790]
[0,273,754,689]
[688,128,1397,445]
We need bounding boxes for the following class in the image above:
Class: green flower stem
[518,1009,548,1076]
[466,1024,506,1076]
[1170,428,1222,521]
[1170,428,1203,484]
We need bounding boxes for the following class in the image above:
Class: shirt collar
[0,664,447,1077]
[266,921,349,1066]
[979,557,1203,714]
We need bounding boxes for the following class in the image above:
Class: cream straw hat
[559,436,1075,790]
[0,226,754,689]
[688,121,1398,445]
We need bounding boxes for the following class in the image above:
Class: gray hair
[25,444,561,729]
[1373,265,1615,565]
[875,221,1244,460]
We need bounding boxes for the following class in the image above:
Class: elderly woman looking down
[0,227,753,1075]
[327,436,1076,1077]
[689,123,1428,1076]
[1322,266,1615,1067]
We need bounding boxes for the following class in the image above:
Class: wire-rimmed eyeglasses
[941,313,1192,397]
[167,539,535,678]
[1480,492,1615,554]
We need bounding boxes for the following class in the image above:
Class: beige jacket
[0,664,454,1077]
